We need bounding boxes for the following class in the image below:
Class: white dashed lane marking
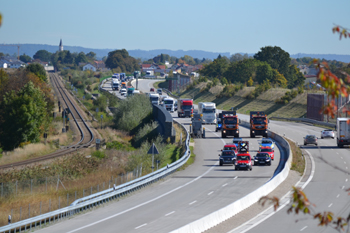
[135,224,147,229]
[300,226,307,231]
[189,201,197,205]
[165,211,175,216]
[208,191,214,195]
[337,194,340,198]
[328,203,333,208]
[222,183,228,187]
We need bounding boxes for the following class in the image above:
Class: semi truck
[178,99,193,117]
[163,97,175,112]
[120,73,126,80]
[221,111,240,138]
[127,87,135,96]
[112,79,120,90]
[198,102,216,124]
[337,118,350,148]
[250,111,268,138]
[121,82,127,89]
[149,93,160,105]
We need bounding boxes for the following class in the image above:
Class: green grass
[153,81,168,89]
[100,75,112,82]
[180,146,196,170]
[164,144,183,164]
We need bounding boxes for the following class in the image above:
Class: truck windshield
[182,105,192,110]
[150,97,159,101]
[253,117,266,124]
[164,100,173,104]
[224,118,237,124]
[203,109,215,113]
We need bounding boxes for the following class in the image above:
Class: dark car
[219,150,236,166]
[304,135,318,146]
[253,153,271,166]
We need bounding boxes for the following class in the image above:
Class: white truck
[112,79,120,91]
[163,97,175,112]
[198,102,217,124]
[337,118,350,148]
[149,93,160,105]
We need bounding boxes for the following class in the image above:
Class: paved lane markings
[346,179,348,182]
[300,226,308,231]
[222,183,228,187]
[165,211,175,216]
[233,176,238,179]
[342,186,345,190]
[189,200,197,205]
[337,194,340,198]
[135,223,147,229]
[328,203,333,208]
[208,191,214,195]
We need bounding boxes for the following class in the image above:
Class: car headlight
[223,130,226,133]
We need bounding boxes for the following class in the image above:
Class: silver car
[304,135,318,146]
[321,129,335,139]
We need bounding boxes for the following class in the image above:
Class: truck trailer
[337,118,350,148]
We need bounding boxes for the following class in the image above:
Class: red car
[259,146,274,160]
[223,144,238,155]
[235,153,252,171]
[150,88,155,92]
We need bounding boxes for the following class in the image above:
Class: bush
[132,121,159,148]
[106,140,134,151]
[92,150,105,159]
[246,80,271,99]
[212,78,219,86]
[275,89,299,104]
[198,76,208,82]
[113,94,153,133]
[217,84,243,98]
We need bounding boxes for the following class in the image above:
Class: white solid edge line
[227,149,315,233]
[66,161,219,233]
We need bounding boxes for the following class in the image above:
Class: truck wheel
[338,143,343,148]
[264,133,268,137]
[235,167,239,171]
[220,162,223,166]
[250,167,252,171]
[216,128,218,132]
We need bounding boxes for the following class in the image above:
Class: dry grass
[173,121,186,144]
[285,138,305,175]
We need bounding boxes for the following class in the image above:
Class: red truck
[178,99,193,117]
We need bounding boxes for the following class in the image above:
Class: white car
[321,129,335,139]
[120,88,127,96]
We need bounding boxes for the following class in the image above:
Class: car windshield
[182,105,192,110]
[164,100,173,104]
[222,151,233,156]
[150,97,158,101]
[260,148,272,152]
[237,156,249,161]
[257,153,269,158]
[233,139,242,144]
[306,135,315,139]
[262,140,272,144]
[224,118,237,124]
[224,146,236,151]
[253,117,266,124]
[203,109,215,113]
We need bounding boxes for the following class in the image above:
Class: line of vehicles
[218,138,276,170]
[111,73,140,97]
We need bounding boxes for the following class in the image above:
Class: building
[59,39,63,52]
[83,63,97,72]
[168,73,192,92]
[0,56,25,68]
[94,60,106,69]
[141,63,166,74]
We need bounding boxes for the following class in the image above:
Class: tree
[0,82,47,150]
[26,63,47,82]
[86,51,96,59]
[19,54,32,63]
[254,46,291,77]
[105,49,139,72]
[200,56,229,79]
[33,50,52,62]
[75,52,88,65]
[224,59,261,83]
[255,62,273,84]
[64,51,74,64]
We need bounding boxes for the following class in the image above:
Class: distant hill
[1,44,349,63]
[0,44,230,61]
[290,53,350,63]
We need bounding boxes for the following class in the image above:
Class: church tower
[59,39,63,51]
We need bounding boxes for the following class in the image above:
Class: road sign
[96,139,100,144]
[83,95,85,100]
[147,143,159,155]
[101,114,103,119]
[96,108,99,113]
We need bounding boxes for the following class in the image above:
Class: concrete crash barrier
[270,116,335,128]
[171,129,292,233]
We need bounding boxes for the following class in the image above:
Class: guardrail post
[83,190,85,197]
[30,179,33,194]
[59,196,60,209]
[75,191,77,201]
[91,186,92,195]
[67,193,69,206]
[28,204,30,218]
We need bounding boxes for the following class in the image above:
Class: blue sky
[1,0,349,55]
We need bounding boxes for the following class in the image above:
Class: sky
[1,0,350,55]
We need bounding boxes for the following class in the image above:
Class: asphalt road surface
[37,79,282,233]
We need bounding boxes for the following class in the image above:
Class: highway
[37,79,283,233]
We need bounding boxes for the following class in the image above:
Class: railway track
[0,73,94,170]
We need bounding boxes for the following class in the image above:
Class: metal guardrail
[0,119,190,232]
[270,116,336,128]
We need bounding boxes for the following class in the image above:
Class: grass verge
[285,138,305,175]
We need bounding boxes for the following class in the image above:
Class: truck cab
[127,87,135,97]
[149,93,160,105]
[337,118,350,148]
[112,79,120,91]
[198,102,216,124]
[163,97,175,112]
[178,99,193,117]
[221,111,240,138]
[250,111,268,138]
